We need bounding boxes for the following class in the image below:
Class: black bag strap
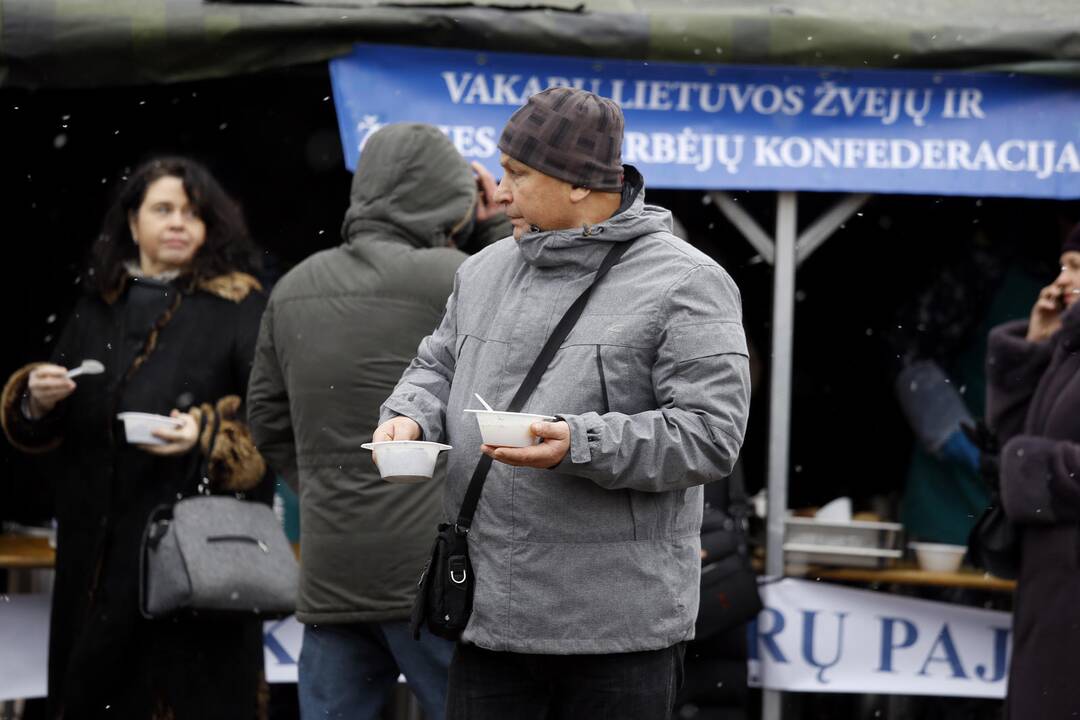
[725,463,753,557]
[184,405,218,497]
[454,240,633,531]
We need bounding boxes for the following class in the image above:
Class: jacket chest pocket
[449,333,512,410]
[548,314,655,416]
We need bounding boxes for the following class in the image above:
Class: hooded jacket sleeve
[558,265,751,492]
[379,277,459,442]
[1000,435,1080,525]
[247,298,299,492]
[985,319,1054,444]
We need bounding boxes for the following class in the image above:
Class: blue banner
[330,44,1080,199]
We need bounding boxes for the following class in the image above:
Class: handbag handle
[184,404,220,497]
[454,240,633,532]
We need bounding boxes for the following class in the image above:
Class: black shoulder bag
[695,465,763,640]
[964,421,1020,580]
[410,240,632,641]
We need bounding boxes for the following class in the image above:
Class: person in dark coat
[985,221,1080,718]
[1,157,272,720]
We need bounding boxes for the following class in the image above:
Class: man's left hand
[483,420,570,468]
[471,161,504,223]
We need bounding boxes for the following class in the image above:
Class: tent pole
[796,193,870,266]
[709,191,776,264]
[762,190,798,720]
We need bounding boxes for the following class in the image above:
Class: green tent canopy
[2,0,1079,88]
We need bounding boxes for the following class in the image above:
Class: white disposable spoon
[67,359,105,379]
[474,393,495,412]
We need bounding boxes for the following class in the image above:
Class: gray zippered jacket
[381,166,750,653]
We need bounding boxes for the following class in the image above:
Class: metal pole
[709,191,776,265]
[795,193,870,267]
[762,191,798,720]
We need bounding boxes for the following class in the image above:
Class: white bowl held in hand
[116,412,183,445]
[910,542,967,573]
[361,441,452,483]
[464,409,557,448]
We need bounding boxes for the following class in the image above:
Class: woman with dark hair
[2,157,272,719]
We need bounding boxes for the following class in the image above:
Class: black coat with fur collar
[2,271,271,720]
[986,302,1080,718]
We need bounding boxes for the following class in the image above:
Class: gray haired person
[374,88,751,719]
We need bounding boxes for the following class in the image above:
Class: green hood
[340,122,477,249]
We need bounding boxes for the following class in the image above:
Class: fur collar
[195,272,263,303]
[102,271,262,305]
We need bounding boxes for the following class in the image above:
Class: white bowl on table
[464,409,557,448]
[116,412,183,445]
[909,542,967,573]
[361,440,452,483]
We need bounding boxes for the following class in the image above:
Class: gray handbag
[138,412,298,619]
[140,495,299,618]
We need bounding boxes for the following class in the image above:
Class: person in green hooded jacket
[247,122,507,720]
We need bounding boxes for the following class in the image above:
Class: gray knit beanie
[498,87,624,192]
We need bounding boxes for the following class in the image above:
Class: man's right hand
[26,364,76,418]
[1027,283,1065,342]
[372,416,421,443]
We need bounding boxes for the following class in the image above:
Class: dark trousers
[446,642,685,720]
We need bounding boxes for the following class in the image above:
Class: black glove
[960,419,999,455]
[961,420,1001,491]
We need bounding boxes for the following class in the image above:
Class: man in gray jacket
[374,88,750,719]
[247,123,506,720]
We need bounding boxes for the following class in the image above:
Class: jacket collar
[1059,300,1080,352]
[102,270,262,305]
[514,166,668,272]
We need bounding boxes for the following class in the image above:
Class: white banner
[263,615,303,683]
[3,582,1013,701]
[0,595,306,700]
[750,578,1012,698]
[0,593,50,701]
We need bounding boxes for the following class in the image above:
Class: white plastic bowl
[910,542,967,573]
[361,441,452,483]
[464,409,557,448]
[116,412,182,445]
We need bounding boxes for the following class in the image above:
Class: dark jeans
[298,620,454,720]
[446,642,685,720]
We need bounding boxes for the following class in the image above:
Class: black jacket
[2,271,271,720]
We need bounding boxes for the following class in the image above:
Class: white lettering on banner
[357,103,1076,183]
[749,136,1080,180]
[436,72,990,129]
[623,130,745,173]
[437,125,498,158]
[442,72,603,106]
[942,88,987,119]
[749,578,1012,698]
[811,83,934,127]
[353,115,497,160]
[617,130,1079,181]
